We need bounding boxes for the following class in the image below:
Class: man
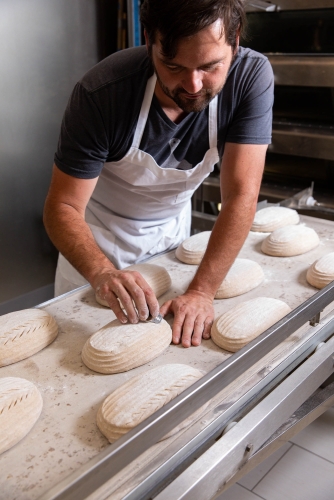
[43,0,274,348]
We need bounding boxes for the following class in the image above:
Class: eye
[201,64,218,72]
[165,65,182,72]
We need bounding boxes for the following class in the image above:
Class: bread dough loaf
[261,225,319,257]
[215,259,264,299]
[211,297,291,352]
[97,364,205,443]
[95,263,172,307]
[82,318,172,373]
[0,377,43,454]
[306,252,334,289]
[251,206,299,232]
[175,231,211,264]
[0,309,58,367]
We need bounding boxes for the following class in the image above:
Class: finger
[171,310,186,346]
[203,318,213,340]
[133,274,160,319]
[97,288,128,324]
[191,316,206,346]
[112,282,139,323]
[180,314,196,348]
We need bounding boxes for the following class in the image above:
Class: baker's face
[147,20,236,113]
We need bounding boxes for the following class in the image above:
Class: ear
[234,33,240,55]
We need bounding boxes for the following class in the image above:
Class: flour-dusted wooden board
[0,215,334,499]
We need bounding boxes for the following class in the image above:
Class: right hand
[93,269,160,324]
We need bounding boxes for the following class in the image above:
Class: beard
[155,70,223,113]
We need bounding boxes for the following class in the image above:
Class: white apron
[55,74,219,295]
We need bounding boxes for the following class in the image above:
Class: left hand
[160,290,214,348]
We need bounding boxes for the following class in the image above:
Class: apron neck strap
[208,95,218,149]
[132,74,157,149]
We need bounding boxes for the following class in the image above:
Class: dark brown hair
[140,0,246,59]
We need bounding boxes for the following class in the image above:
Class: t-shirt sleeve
[226,57,274,145]
[54,83,109,179]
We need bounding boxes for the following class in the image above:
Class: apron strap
[208,95,218,149]
[132,74,157,149]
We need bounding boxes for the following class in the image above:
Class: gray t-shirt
[55,46,274,179]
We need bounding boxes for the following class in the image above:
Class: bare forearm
[43,201,115,287]
[188,193,257,298]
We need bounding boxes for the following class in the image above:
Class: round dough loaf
[261,225,319,257]
[0,377,43,454]
[95,263,172,307]
[175,231,211,264]
[211,297,291,352]
[215,259,264,299]
[306,252,334,289]
[0,309,58,367]
[97,364,205,443]
[82,318,172,373]
[251,206,299,232]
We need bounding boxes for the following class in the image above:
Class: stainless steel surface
[39,281,334,500]
[273,0,334,10]
[268,55,334,88]
[270,125,334,162]
[0,0,100,308]
[216,380,334,497]
[156,336,334,500]
[3,215,334,500]
[246,0,334,11]
[120,310,334,500]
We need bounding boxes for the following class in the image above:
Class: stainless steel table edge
[156,335,334,500]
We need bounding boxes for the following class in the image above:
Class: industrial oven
[246,0,334,191]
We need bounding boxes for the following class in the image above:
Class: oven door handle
[245,1,278,12]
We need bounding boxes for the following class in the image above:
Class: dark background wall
[0,0,117,314]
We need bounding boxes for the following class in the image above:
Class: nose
[181,70,203,94]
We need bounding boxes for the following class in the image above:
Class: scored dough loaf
[261,225,319,257]
[175,231,211,264]
[95,263,172,307]
[251,206,299,232]
[306,252,334,289]
[0,309,58,367]
[215,259,264,299]
[82,318,172,374]
[97,364,206,443]
[0,377,43,454]
[211,297,291,352]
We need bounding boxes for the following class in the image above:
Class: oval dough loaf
[215,259,264,299]
[0,309,58,367]
[175,231,211,264]
[261,225,319,257]
[97,364,205,443]
[0,377,43,454]
[211,297,291,352]
[306,252,334,289]
[251,206,299,232]
[95,263,172,307]
[82,319,172,373]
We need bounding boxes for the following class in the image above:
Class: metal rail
[39,281,334,500]
[156,336,334,499]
